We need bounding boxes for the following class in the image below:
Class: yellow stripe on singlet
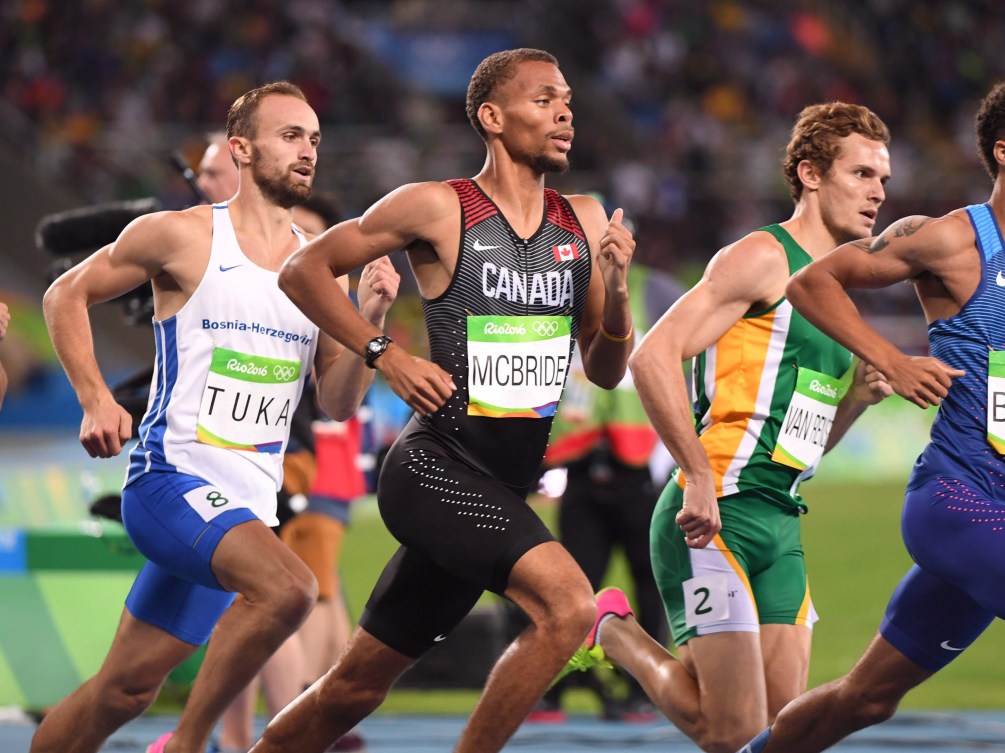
[700,312,777,496]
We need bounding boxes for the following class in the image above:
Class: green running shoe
[551,587,634,686]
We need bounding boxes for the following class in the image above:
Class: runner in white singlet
[30,82,399,753]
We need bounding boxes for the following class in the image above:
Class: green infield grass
[339,480,1005,714]
[801,480,1005,709]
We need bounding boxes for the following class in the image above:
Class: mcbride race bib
[987,350,1005,453]
[771,366,847,471]
[467,315,571,418]
[196,347,301,453]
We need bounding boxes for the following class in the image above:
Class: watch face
[365,337,389,366]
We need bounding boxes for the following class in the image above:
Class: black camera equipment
[36,197,162,325]
[36,151,208,324]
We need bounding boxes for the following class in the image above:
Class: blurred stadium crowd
[5,1,1005,258]
[1,0,1004,414]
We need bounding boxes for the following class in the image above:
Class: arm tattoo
[850,239,871,252]
[870,217,929,253]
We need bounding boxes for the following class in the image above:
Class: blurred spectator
[529,263,683,723]
[4,0,1005,343]
[0,300,9,409]
[0,291,58,412]
[216,192,375,753]
[278,193,371,752]
[197,131,239,204]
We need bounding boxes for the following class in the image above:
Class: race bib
[987,350,1005,453]
[771,366,845,471]
[184,485,237,522]
[196,347,301,453]
[683,573,730,628]
[467,315,571,418]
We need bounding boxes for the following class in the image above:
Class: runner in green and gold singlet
[688,223,852,510]
[657,223,853,648]
[739,79,1005,753]
[561,103,895,753]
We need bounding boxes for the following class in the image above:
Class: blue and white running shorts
[121,471,260,645]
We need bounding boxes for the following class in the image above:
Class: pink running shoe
[552,587,635,686]
[588,587,634,649]
[146,732,173,753]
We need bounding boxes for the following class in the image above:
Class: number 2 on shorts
[683,573,730,628]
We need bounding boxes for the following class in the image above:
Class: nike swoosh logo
[472,240,500,252]
[219,263,243,272]
[433,634,447,642]
[997,270,1005,287]
[940,640,964,651]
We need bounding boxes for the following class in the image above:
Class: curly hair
[782,102,890,203]
[465,48,559,140]
[976,82,1005,182]
[226,81,307,141]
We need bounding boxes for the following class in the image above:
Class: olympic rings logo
[533,321,559,337]
[273,365,296,381]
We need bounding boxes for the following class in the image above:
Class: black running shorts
[359,419,555,657]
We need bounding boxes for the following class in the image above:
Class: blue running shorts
[121,471,259,645]
[880,476,1000,671]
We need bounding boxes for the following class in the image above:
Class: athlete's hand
[358,256,400,322]
[848,360,894,406]
[80,393,132,458]
[598,208,635,292]
[676,481,721,549]
[0,301,9,340]
[377,345,456,415]
[886,354,964,408]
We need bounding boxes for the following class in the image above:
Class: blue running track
[4,710,1005,752]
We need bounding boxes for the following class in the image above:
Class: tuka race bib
[467,315,571,418]
[196,347,301,453]
[987,350,1005,453]
[771,366,846,471]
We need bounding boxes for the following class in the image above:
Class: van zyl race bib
[771,365,846,471]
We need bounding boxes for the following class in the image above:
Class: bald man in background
[197,132,239,204]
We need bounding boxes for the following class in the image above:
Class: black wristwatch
[364,335,393,368]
